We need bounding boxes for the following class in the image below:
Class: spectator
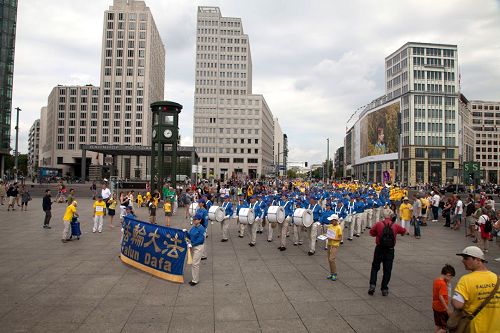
[107,192,117,227]
[453,195,463,230]
[432,264,456,333]
[326,214,342,281]
[20,185,31,211]
[0,180,5,205]
[442,197,452,228]
[368,208,407,296]
[399,197,412,234]
[93,195,106,233]
[452,246,499,333]
[431,191,441,222]
[6,183,18,211]
[186,213,206,286]
[412,194,422,239]
[42,189,52,229]
[476,208,492,253]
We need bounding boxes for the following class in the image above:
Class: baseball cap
[403,197,409,201]
[193,212,203,220]
[327,214,339,221]
[456,246,487,262]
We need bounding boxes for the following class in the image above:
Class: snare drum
[208,205,225,222]
[238,207,255,225]
[188,203,198,217]
[293,208,313,227]
[267,205,285,224]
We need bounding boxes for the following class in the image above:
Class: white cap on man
[456,246,487,262]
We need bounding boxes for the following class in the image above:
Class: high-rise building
[39,85,101,176]
[0,0,18,175]
[273,118,284,176]
[98,0,165,178]
[345,42,460,185]
[193,6,275,180]
[28,119,40,177]
[469,99,500,184]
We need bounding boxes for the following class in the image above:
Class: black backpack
[380,221,396,248]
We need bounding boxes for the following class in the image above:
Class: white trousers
[277,222,288,247]
[353,212,365,235]
[62,220,71,240]
[93,215,104,232]
[365,209,373,228]
[191,244,204,283]
[293,224,303,244]
[249,220,259,244]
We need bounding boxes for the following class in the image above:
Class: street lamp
[14,107,21,182]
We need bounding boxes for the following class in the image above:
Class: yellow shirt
[420,198,429,209]
[63,205,76,221]
[327,224,342,247]
[454,271,500,333]
[399,203,413,221]
[93,201,106,216]
[164,201,172,213]
[108,198,117,210]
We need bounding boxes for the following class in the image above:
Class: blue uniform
[222,201,233,217]
[205,200,213,210]
[333,204,347,220]
[236,200,249,215]
[320,209,334,225]
[354,200,365,214]
[308,203,322,222]
[188,224,206,246]
[197,207,209,228]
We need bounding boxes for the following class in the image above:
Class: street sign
[463,162,480,172]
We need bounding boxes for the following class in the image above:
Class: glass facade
[0,0,18,155]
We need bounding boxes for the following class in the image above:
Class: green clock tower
[150,101,182,191]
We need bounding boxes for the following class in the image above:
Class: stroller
[70,217,82,240]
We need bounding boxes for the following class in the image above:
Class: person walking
[476,208,492,253]
[107,192,117,227]
[412,194,422,239]
[431,191,441,222]
[6,183,18,211]
[453,195,463,230]
[62,201,78,243]
[399,197,412,234]
[452,246,499,333]
[20,185,31,211]
[368,208,407,296]
[42,189,52,229]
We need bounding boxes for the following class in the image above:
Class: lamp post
[326,138,329,182]
[14,107,21,182]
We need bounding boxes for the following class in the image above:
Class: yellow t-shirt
[164,201,172,213]
[108,198,117,210]
[327,224,342,247]
[63,205,76,221]
[420,198,429,209]
[93,201,106,216]
[454,271,500,333]
[399,203,413,221]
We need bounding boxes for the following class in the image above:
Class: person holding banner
[326,214,342,281]
[220,195,233,242]
[187,213,206,286]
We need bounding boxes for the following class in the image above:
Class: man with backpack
[368,208,407,296]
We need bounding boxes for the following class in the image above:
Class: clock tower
[150,101,182,191]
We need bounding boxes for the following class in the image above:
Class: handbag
[447,275,499,333]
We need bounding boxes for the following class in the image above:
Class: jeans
[432,206,439,220]
[369,245,395,290]
[414,218,421,237]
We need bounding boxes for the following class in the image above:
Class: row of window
[200,157,259,164]
[197,147,260,155]
[107,12,147,22]
[195,137,259,144]
[414,148,455,158]
[414,95,456,106]
[413,136,456,146]
[195,127,260,135]
[472,119,500,125]
[413,122,455,132]
[413,57,455,67]
[58,88,98,96]
[472,105,500,111]
[198,117,259,125]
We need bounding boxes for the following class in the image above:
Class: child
[186,212,206,286]
[93,195,106,233]
[326,214,342,281]
[148,199,157,224]
[137,193,143,207]
[164,200,172,226]
[432,264,455,333]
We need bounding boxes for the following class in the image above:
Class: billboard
[354,100,400,165]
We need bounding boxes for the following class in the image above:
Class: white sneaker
[92,229,96,233]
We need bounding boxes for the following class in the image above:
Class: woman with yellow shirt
[107,193,117,227]
[399,197,413,234]
[62,201,78,243]
[326,214,343,281]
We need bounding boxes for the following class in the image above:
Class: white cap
[430,191,434,195]
[327,214,339,221]
[456,246,487,262]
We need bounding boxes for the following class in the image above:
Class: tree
[287,169,297,179]
[4,153,28,176]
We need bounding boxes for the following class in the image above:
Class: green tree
[287,169,297,178]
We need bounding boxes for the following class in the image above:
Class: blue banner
[120,217,188,283]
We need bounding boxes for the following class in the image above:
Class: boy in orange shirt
[432,264,455,333]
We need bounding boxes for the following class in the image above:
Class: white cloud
[10,0,500,166]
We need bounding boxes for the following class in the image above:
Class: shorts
[165,211,172,216]
[108,209,115,216]
[433,310,448,329]
[421,208,427,215]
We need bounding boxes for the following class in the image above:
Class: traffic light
[305,162,308,167]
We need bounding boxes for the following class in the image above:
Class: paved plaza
[0,196,499,333]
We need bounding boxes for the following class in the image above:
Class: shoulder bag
[447,275,499,333]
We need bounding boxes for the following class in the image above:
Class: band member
[353,196,366,237]
[248,196,262,247]
[346,196,356,241]
[236,194,248,238]
[267,195,280,242]
[365,194,374,229]
[220,195,233,242]
[197,199,209,260]
[293,200,304,246]
[307,196,322,256]
[257,194,268,234]
[277,194,293,251]
[333,200,347,244]
[186,212,205,286]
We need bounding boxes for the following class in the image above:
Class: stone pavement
[0,198,498,333]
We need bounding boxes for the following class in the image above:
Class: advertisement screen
[359,101,400,159]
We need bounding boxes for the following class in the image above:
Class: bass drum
[238,207,255,225]
[293,208,313,227]
[267,205,285,224]
[188,203,199,217]
[209,205,225,222]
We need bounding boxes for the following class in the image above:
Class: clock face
[163,129,173,138]
[152,129,157,138]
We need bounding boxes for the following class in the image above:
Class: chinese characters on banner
[120,217,188,283]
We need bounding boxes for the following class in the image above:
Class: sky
[11,0,500,164]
